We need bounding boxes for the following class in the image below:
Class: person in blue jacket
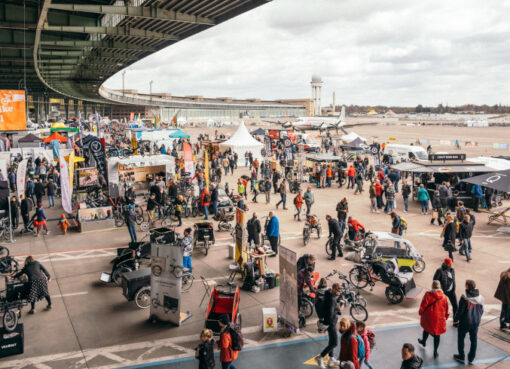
[471,185,483,212]
[266,211,279,255]
[417,184,430,215]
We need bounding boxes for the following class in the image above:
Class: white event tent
[219,121,263,166]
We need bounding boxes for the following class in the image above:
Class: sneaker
[328,256,336,261]
[28,309,35,314]
[315,356,326,369]
[45,305,52,310]
[418,338,426,347]
[434,351,439,359]
[328,357,340,367]
[453,354,465,363]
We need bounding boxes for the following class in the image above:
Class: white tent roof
[219,121,263,149]
[341,132,366,142]
[469,156,510,171]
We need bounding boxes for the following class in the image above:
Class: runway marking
[52,292,88,298]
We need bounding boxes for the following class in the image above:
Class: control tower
[311,75,323,116]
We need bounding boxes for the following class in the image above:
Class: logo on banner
[88,137,107,182]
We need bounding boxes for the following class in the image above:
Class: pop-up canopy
[219,122,263,166]
[43,132,68,143]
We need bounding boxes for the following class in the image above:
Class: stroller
[372,258,422,304]
[213,209,234,232]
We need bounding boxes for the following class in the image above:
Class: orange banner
[0,90,26,131]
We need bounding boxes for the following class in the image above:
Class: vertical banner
[183,142,194,177]
[88,136,108,183]
[68,151,75,190]
[59,154,73,213]
[16,159,27,199]
[0,90,26,131]
[279,246,298,329]
[370,144,380,168]
[204,151,210,191]
[234,207,247,267]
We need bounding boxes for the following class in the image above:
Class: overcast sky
[104,0,510,107]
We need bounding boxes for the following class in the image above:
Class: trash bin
[262,307,277,332]
[228,243,235,259]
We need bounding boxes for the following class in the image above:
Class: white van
[384,144,428,162]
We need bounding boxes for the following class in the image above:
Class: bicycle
[325,269,368,322]
[303,215,321,246]
[325,235,341,256]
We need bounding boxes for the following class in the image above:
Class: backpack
[350,334,366,359]
[229,324,244,351]
[203,193,211,203]
[366,329,376,349]
[399,216,408,230]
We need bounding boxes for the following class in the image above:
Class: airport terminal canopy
[219,122,263,166]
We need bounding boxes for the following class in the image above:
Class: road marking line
[51,292,88,298]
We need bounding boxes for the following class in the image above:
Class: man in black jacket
[326,215,343,260]
[46,178,56,208]
[264,178,272,204]
[20,194,32,231]
[34,179,45,205]
[336,198,348,234]
[315,283,342,368]
[433,258,458,319]
[246,212,261,247]
[402,180,411,212]
[210,184,219,216]
[459,215,473,262]
[401,343,423,369]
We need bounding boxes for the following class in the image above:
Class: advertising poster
[16,159,27,199]
[59,154,73,213]
[183,142,194,177]
[234,207,247,267]
[0,90,26,131]
[78,167,99,188]
[279,246,298,329]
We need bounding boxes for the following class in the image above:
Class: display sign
[16,159,27,200]
[428,153,466,161]
[87,136,108,182]
[78,167,99,187]
[0,90,26,131]
[279,246,298,329]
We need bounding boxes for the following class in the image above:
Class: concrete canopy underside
[0,0,271,103]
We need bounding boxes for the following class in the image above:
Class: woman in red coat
[418,280,449,358]
[338,318,360,369]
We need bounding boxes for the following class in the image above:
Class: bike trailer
[121,268,151,301]
[205,285,241,334]
[194,222,215,243]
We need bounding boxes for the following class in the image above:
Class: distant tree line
[340,104,510,114]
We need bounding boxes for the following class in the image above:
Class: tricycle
[193,222,215,255]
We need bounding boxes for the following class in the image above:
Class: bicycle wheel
[299,299,314,318]
[139,222,150,232]
[0,246,9,257]
[325,239,332,256]
[3,310,18,332]
[112,266,132,286]
[348,267,369,289]
[114,214,124,227]
[385,286,404,304]
[204,241,209,256]
[350,304,368,322]
[135,206,144,218]
[182,274,194,292]
[303,228,310,246]
[135,286,151,309]
[412,259,426,273]
[191,207,198,217]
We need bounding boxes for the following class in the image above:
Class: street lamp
[150,80,153,103]
[122,70,126,96]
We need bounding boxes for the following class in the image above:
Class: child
[356,321,374,369]
[58,214,70,235]
[195,328,215,369]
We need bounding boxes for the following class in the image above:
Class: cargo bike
[0,277,29,332]
[193,222,215,256]
[205,283,241,335]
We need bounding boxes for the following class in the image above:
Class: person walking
[272,169,281,194]
[385,184,395,212]
[266,211,279,255]
[368,183,378,213]
[433,258,458,324]
[494,268,510,330]
[453,280,484,365]
[303,187,314,216]
[34,203,49,236]
[13,256,51,314]
[222,157,229,176]
[459,215,473,262]
[417,185,430,215]
[276,179,287,210]
[34,178,45,206]
[356,321,374,369]
[293,190,303,221]
[26,177,35,205]
[46,178,56,208]
[315,283,343,369]
[430,191,443,226]
[338,318,361,369]
[400,343,423,369]
[126,204,137,243]
[247,212,261,248]
[390,211,402,236]
[201,187,211,220]
[195,329,215,369]
[336,198,348,234]
[20,194,32,232]
[326,214,343,260]
[417,280,449,358]
[441,215,457,260]
[211,184,219,216]
[264,177,272,204]
[347,164,356,189]
[217,315,239,369]
[401,181,411,213]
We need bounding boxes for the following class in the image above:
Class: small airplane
[264,106,361,133]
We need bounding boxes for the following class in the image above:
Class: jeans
[376,195,383,208]
[347,177,355,189]
[387,200,395,212]
[320,324,338,357]
[460,238,472,260]
[306,203,312,216]
[403,197,409,211]
[224,166,229,176]
[394,180,399,193]
[183,256,192,272]
[221,362,237,369]
[294,207,302,220]
[359,358,374,369]
[48,195,55,207]
[276,194,286,208]
[458,324,479,362]
[265,191,270,204]
[421,200,429,213]
[327,178,332,187]
[204,205,209,220]
[338,218,346,234]
[212,201,218,216]
[127,224,137,243]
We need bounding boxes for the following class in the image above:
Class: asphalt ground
[0,164,508,369]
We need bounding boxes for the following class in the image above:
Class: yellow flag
[204,151,210,191]
[69,150,75,190]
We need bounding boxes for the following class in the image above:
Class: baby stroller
[213,209,234,232]
[372,258,422,304]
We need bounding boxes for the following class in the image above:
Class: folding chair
[199,276,217,307]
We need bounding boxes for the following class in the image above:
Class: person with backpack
[293,190,303,221]
[390,211,402,235]
[196,328,215,369]
[201,188,211,220]
[264,177,272,204]
[418,280,449,359]
[355,321,374,369]
[338,317,361,369]
[303,187,314,216]
[218,315,241,369]
[433,258,458,322]
[314,283,343,369]
[336,198,348,234]
[494,268,510,330]
[326,215,343,260]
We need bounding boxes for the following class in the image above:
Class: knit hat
[444,257,452,266]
